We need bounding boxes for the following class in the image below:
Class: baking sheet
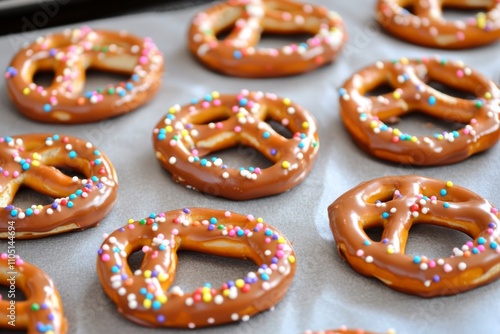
[1,0,500,333]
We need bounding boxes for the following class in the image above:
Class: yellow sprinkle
[302,122,309,129]
[235,279,245,288]
[128,219,134,224]
[165,125,173,133]
[392,128,401,136]
[23,87,30,95]
[222,289,230,297]
[485,92,492,99]
[288,255,296,264]
[330,27,338,33]
[237,112,245,118]
[202,286,211,294]
[281,161,290,169]
[257,217,263,223]
[211,91,220,99]
[370,120,378,129]
[169,106,177,114]
[446,181,454,187]
[477,12,486,29]
[277,236,286,244]
[282,98,291,106]
[31,160,40,167]
[143,270,152,278]
[32,153,41,160]
[156,295,167,304]
[181,129,189,137]
[158,272,168,282]
[393,90,401,99]
[202,293,212,303]
[387,246,394,254]
[436,134,444,140]
[400,57,409,65]
[37,205,43,210]
[143,299,152,309]
[410,136,418,143]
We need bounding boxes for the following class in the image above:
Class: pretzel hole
[187,108,231,125]
[384,113,464,137]
[83,70,132,94]
[127,249,145,273]
[364,83,394,97]
[257,32,314,49]
[405,224,472,258]
[174,251,256,291]
[211,145,274,169]
[441,7,490,22]
[33,70,56,88]
[364,226,384,242]
[426,80,477,101]
[266,118,293,139]
[12,187,55,208]
[0,281,27,302]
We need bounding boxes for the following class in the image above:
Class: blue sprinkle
[382,212,389,219]
[263,131,270,139]
[43,104,51,112]
[67,201,74,208]
[25,208,33,216]
[237,229,245,237]
[260,273,270,281]
[139,288,147,295]
[428,96,436,106]
[413,256,421,264]
[10,210,17,217]
[69,151,77,159]
[490,241,498,249]
[152,300,161,310]
[111,266,120,273]
[209,217,217,224]
[131,74,139,82]
[443,202,450,208]
[440,189,447,196]
[239,98,248,106]
[233,50,242,59]
[478,237,486,245]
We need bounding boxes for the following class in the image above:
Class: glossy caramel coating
[0,134,118,239]
[328,175,500,297]
[152,90,319,200]
[188,0,346,77]
[338,56,500,166]
[377,0,500,49]
[0,253,67,333]
[5,26,164,124]
[96,208,296,328]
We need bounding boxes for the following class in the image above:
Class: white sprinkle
[214,295,224,305]
[365,256,374,263]
[420,263,428,270]
[128,300,138,309]
[222,172,229,179]
[185,297,194,306]
[207,318,215,324]
[118,288,126,296]
[242,315,250,321]
[169,157,176,164]
[458,262,467,271]
[437,259,444,265]
[231,313,239,321]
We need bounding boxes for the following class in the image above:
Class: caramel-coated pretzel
[328,175,500,297]
[377,0,500,49]
[96,208,296,328]
[339,56,500,166]
[188,0,346,77]
[5,26,164,124]
[0,134,118,239]
[0,253,67,333]
[153,90,319,200]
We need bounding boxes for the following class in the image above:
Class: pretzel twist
[0,253,67,333]
[338,56,500,166]
[153,90,319,200]
[5,26,164,124]
[188,0,346,77]
[328,175,500,297]
[0,134,118,239]
[376,0,500,48]
[96,208,296,328]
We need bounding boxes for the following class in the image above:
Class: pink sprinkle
[456,70,464,78]
[276,250,284,258]
[456,32,465,40]
[142,246,150,253]
[491,208,499,214]
[470,118,477,125]
[256,223,263,229]
[172,229,179,235]
[487,228,494,234]
[232,106,239,112]
[82,192,88,198]
[213,99,221,106]
[201,220,208,225]
[309,37,321,46]
[240,89,249,96]
[191,149,199,156]
[443,264,452,273]
[463,128,470,135]
[33,209,40,215]
[254,167,261,174]
[478,245,485,252]
[127,224,135,230]
[151,251,159,259]
[246,101,254,108]
[224,211,231,217]
[428,260,436,268]
[247,214,254,221]
[36,86,44,93]
[430,196,437,201]
[101,254,110,262]
[49,96,57,105]
[234,126,242,133]
[244,229,251,235]
[0,253,7,260]
[356,249,364,257]
[229,230,236,237]
[15,259,23,266]
[201,101,210,108]
[4,73,10,78]
[12,171,19,178]
[169,139,177,147]
[466,241,474,248]
[139,56,148,65]
[216,122,223,129]
[265,237,271,243]
[3,171,9,177]
[270,263,278,270]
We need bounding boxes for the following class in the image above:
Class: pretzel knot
[376,0,500,49]
[0,253,67,333]
[0,134,118,239]
[339,56,500,166]
[328,175,500,297]
[5,26,164,124]
[153,90,319,200]
[188,0,346,77]
[96,208,296,328]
